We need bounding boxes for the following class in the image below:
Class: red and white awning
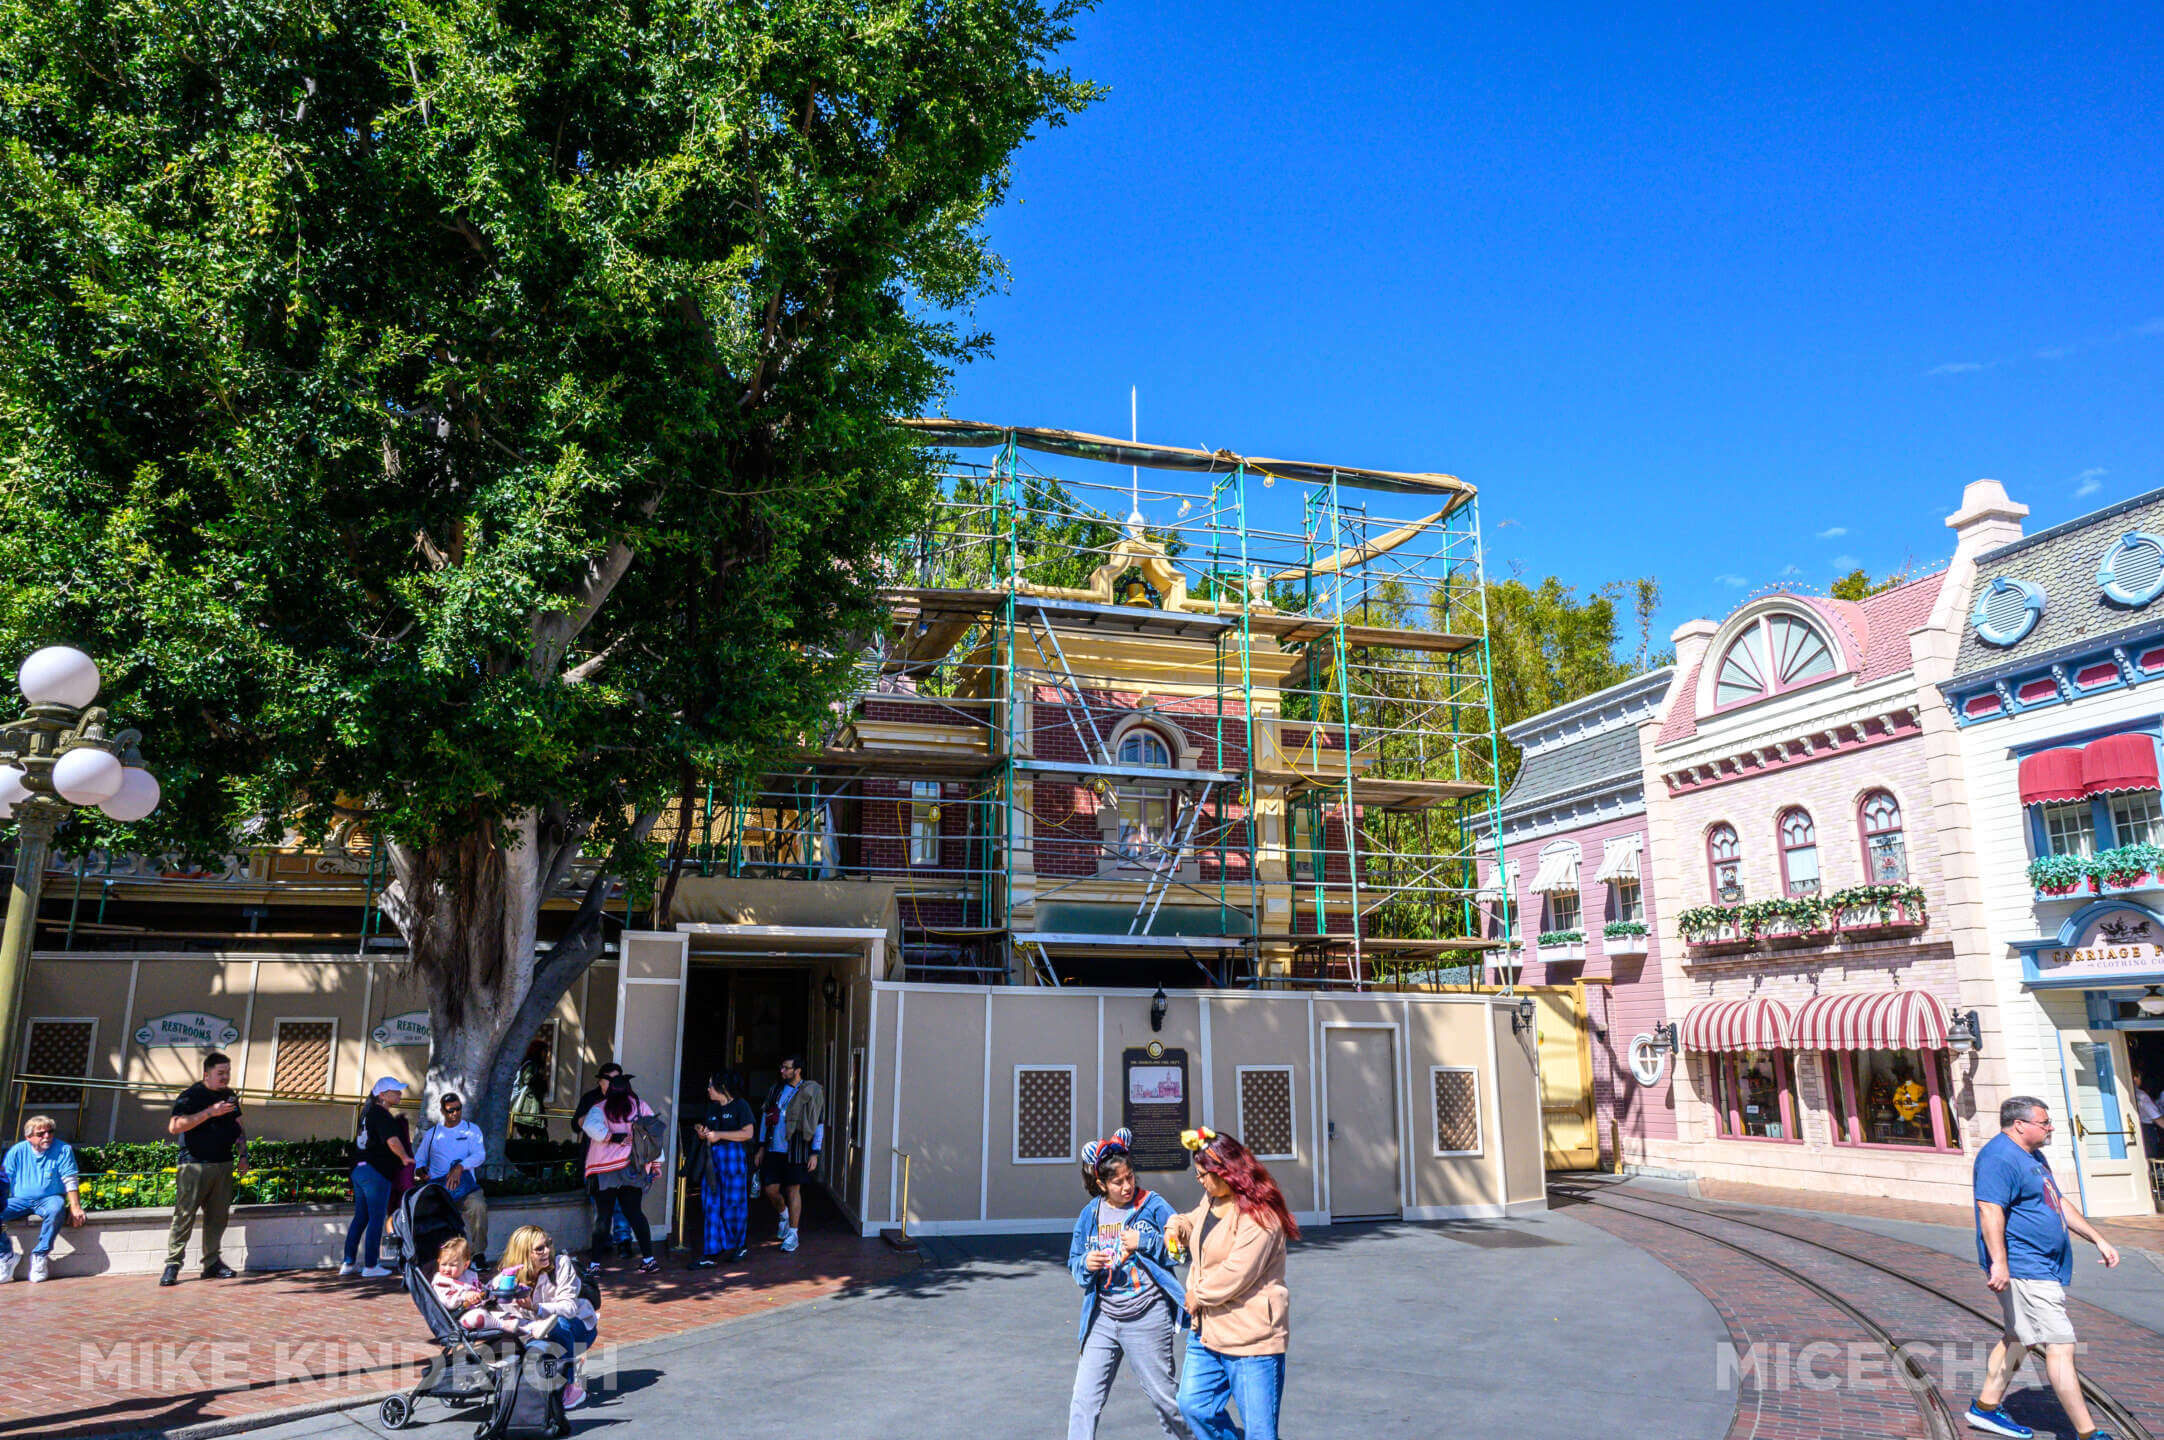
[2018,747,2087,805]
[1791,990,1950,1051]
[1680,997,1793,1053]
[2083,733,2161,797]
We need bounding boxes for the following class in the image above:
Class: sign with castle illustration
[2036,909,2164,982]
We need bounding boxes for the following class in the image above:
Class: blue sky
[941,2,2164,642]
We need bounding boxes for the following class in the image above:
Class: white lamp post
[0,647,161,1129]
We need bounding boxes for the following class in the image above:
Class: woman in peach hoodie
[1164,1128,1297,1440]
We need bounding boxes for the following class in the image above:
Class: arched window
[1859,790,1908,883]
[1778,807,1820,896]
[1707,824,1742,902]
[1118,729,1172,768]
[1714,613,1839,707]
[1114,726,1175,864]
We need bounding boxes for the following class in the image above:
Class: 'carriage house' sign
[371,1011,432,1048]
[134,1012,241,1049]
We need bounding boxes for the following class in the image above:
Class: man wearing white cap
[340,1077,412,1278]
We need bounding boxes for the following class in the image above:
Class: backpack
[628,1113,664,1174]
[479,1338,570,1439]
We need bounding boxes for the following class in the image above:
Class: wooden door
[1533,987,1598,1171]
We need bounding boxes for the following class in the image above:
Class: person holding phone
[161,1051,249,1287]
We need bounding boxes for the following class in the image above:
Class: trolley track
[1554,1180,2157,1440]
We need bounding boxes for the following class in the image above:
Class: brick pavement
[0,1230,918,1439]
[1696,1177,2164,1251]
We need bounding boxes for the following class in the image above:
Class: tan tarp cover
[898,418,1474,509]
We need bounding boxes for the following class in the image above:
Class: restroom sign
[371,1011,431,1047]
[134,1012,241,1049]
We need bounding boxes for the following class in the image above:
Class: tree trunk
[382,809,626,1171]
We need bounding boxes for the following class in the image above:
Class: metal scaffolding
[682,421,1513,989]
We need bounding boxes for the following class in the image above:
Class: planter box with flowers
[1603,920,1649,957]
[1829,883,1928,939]
[1741,897,1835,949]
[1678,905,1752,955]
[2028,853,2094,903]
[2092,843,2164,898]
[1536,929,1586,963]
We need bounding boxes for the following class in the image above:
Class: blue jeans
[553,1314,596,1386]
[1177,1334,1284,1440]
[1,1194,67,1256]
[345,1163,393,1267]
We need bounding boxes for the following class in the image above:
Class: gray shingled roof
[1498,724,1643,821]
[1951,484,2164,683]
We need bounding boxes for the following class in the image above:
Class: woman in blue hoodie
[1066,1129,1193,1440]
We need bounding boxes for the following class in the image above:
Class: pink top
[583,1098,655,1176]
[431,1265,483,1311]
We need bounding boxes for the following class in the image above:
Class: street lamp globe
[0,765,25,820]
[17,646,100,709]
[98,767,161,823]
[51,746,124,805]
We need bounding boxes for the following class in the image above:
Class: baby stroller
[380,1181,571,1438]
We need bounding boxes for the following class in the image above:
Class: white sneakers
[780,1225,800,1254]
[360,1264,395,1278]
[0,1252,17,1283]
[28,1255,49,1283]
[338,1261,359,1276]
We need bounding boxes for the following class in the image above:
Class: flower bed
[1827,883,1927,937]
[1739,897,1833,948]
[2027,852,2092,900]
[71,1138,583,1212]
[1677,905,1751,954]
[1603,921,1649,956]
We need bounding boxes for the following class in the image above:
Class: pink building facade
[1639,492,2021,1204]
[1485,670,1676,1169]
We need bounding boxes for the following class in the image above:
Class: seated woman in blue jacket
[1065,1129,1193,1440]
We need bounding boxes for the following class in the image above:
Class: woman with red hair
[1165,1128,1297,1440]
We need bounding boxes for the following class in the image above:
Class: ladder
[1128,778,1218,935]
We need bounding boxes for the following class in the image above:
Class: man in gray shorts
[1968,1095,2121,1440]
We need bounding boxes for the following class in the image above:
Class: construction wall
[854,981,1544,1236]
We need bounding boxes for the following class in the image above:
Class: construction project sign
[1122,1046,1191,1173]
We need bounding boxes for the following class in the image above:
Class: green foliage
[1824,883,1927,924]
[1676,904,1743,942]
[0,0,1100,873]
[1536,929,1584,946]
[1485,575,1662,789]
[1734,896,1828,936]
[1830,568,1906,602]
[73,1134,581,1210]
[2092,843,2164,888]
[78,1138,349,1173]
[1602,920,1648,938]
[2027,852,2092,894]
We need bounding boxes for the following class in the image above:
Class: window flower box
[1827,884,1928,939]
[2093,843,2164,898]
[1536,930,1586,963]
[2028,853,2093,902]
[1738,897,1832,949]
[1678,906,1751,955]
[1603,921,1649,958]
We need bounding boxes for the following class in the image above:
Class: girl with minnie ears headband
[1065,1129,1195,1439]
[1164,1127,1296,1440]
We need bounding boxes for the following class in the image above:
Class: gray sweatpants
[1068,1299,1192,1440]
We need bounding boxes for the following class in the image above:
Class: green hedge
[68,1136,585,1212]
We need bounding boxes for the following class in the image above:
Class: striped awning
[1528,845,1580,895]
[1791,990,1950,1051]
[1474,860,1516,901]
[1593,834,1643,884]
[1680,997,1793,1053]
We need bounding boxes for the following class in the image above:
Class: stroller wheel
[379,1393,412,1429]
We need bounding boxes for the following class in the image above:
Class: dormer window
[1714,613,1837,707]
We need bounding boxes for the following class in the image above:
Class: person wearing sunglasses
[415,1091,490,1265]
[1164,1127,1297,1440]
[1968,1096,2122,1440]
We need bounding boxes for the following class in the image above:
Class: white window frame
[2042,800,2096,857]
[908,781,942,867]
[1545,891,1581,935]
[1428,1064,1484,1158]
[1012,1063,1078,1165]
[20,1016,98,1112]
[1612,878,1643,923]
[1235,1064,1299,1162]
[2110,791,2164,848]
[267,1016,340,1105]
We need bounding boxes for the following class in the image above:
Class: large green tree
[0,0,1095,1154]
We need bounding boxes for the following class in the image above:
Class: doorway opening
[2125,1029,2164,1206]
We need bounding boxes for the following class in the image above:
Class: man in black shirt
[162,1051,248,1286]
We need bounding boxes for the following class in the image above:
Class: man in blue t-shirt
[1967,1095,2121,1440]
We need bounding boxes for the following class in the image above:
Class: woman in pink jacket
[1164,1128,1297,1440]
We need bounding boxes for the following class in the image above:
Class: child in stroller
[379,1182,570,1436]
